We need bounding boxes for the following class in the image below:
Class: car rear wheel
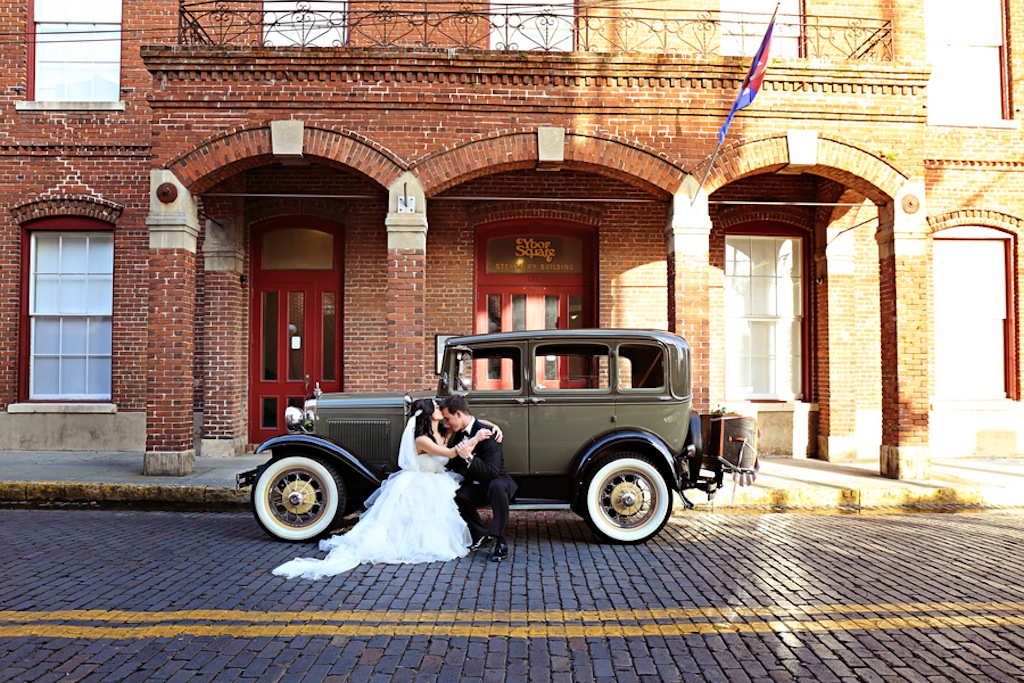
[251,456,346,541]
[582,454,672,544]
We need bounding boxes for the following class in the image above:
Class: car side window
[618,343,666,391]
[533,343,611,391]
[455,346,522,392]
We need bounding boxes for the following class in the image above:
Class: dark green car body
[241,329,728,544]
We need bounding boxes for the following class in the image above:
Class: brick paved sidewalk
[1,450,1022,513]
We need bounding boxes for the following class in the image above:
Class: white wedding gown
[273,424,471,580]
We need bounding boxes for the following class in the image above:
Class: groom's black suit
[447,418,517,542]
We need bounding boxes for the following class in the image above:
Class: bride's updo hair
[409,398,437,439]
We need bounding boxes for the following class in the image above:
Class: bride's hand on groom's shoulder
[486,424,503,443]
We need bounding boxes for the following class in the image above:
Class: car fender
[571,429,680,494]
[254,434,384,507]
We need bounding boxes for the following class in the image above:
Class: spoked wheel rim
[584,455,671,544]
[595,466,659,529]
[268,466,329,527]
[252,456,344,541]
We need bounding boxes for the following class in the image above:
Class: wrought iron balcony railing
[178,1,893,61]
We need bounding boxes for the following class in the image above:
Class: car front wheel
[583,454,672,544]
[251,456,346,541]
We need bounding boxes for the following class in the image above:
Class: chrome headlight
[284,406,305,431]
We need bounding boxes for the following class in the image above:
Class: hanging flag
[718,7,778,145]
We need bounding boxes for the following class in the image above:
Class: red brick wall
[2,0,1022,458]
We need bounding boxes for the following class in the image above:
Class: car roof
[447,328,689,349]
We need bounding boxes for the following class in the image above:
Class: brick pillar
[816,225,859,461]
[385,173,428,390]
[666,175,712,412]
[876,182,931,479]
[200,216,248,457]
[144,170,200,475]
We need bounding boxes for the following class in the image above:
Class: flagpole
[689,4,779,207]
[690,143,723,207]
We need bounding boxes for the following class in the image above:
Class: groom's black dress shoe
[490,539,508,562]
[470,535,494,551]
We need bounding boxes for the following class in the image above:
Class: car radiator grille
[324,419,392,467]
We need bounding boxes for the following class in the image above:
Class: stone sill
[7,403,117,415]
[15,101,126,112]
[928,118,1021,130]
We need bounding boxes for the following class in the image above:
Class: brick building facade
[1,0,1022,478]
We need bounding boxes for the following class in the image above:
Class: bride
[272,397,493,579]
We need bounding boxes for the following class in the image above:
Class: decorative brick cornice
[928,209,1023,235]
[0,144,149,157]
[924,159,1024,172]
[11,194,124,225]
[141,48,929,97]
[466,201,603,229]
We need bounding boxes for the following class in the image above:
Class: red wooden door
[249,220,342,444]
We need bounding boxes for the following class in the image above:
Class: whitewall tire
[583,454,672,544]
[251,456,346,541]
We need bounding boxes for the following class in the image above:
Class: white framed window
[491,1,575,52]
[33,0,121,102]
[720,0,800,58]
[925,0,1006,125]
[29,232,114,400]
[263,1,348,47]
[933,227,1011,399]
[725,235,803,400]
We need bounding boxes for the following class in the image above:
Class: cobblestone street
[2,508,1023,682]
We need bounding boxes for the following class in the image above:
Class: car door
[452,341,530,479]
[613,340,688,454]
[526,340,616,477]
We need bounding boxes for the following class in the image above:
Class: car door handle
[530,397,546,404]
[515,397,529,404]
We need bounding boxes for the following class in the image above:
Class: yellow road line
[1,614,1024,640]
[3,601,1024,625]
[1,602,1023,640]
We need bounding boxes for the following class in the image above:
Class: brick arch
[928,209,1024,236]
[704,135,908,205]
[245,198,357,227]
[11,194,123,225]
[466,201,603,228]
[713,205,815,233]
[166,124,406,194]
[414,131,684,197]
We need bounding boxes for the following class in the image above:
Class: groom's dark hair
[440,395,471,416]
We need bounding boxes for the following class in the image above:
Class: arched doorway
[474,220,596,389]
[249,217,344,443]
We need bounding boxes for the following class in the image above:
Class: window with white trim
[925,0,1006,125]
[725,235,803,400]
[720,0,800,58]
[29,232,114,400]
[491,1,575,51]
[263,1,348,47]
[33,0,121,102]
[933,227,1011,399]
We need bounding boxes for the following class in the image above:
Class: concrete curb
[0,481,249,508]
[687,483,1022,512]
[3,480,1020,514]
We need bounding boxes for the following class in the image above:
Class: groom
[440,395,517,562]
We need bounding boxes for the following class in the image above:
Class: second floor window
[491,1,575,51]
[33,0,121,102]
[264,1,348,47]
[926,0,1007,125]
[720,0,800,58]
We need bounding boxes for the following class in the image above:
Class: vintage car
[237,329,757,544]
